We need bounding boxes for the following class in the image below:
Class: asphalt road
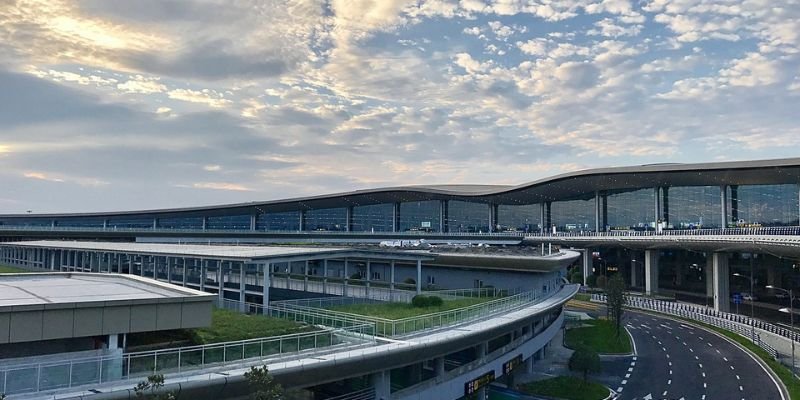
[602,310,783,400]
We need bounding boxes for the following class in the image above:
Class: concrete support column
[645,250,659,295]
[416,259,422,294]
[582,249,591,286]
[594,191,601,233]
[263,263,271,309]
[108,334,119,350]
[322,259,328,294]
[343,258,349,297]
[182,258,188,287]
[525,355,534,374]
[371,370,391,400]
[434,357,445,377]
[366,260,371,296]
[630,255,638,288]
[217,261,224,304]
[239,263,246,311]
[721,185,729,228]
[767,264,780,287]
[167,257,173,283]
[705,254,714,298]
[200,260,206,292]
[139,255,145,277]
[303,260,309,292]
[712,252,730,312]
[390,260,396,301]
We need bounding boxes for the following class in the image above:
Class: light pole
[733,272,756,342]
[767,285,794,375]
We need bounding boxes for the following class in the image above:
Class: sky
[0,0,799,213]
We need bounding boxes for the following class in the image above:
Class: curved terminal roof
[3,157,800,219]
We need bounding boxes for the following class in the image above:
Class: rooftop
[3,240,434,262]
[0,273,210,309]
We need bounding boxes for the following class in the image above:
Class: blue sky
[0,0,798,213]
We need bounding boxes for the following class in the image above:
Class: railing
[270,287,506,309]
[526,226,800,238]
[592,294,780,358]
[0,303,375,396]
[1,224,799,237]
[272,289,545,338]
[325,387,376,400]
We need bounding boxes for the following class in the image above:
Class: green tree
[568,345,602,381]
[245,365,284,400]
[134,374,176,400]
[570,270,583,284]
[606,274,626,338]
[586,274,597,288]
[595,274,608,289]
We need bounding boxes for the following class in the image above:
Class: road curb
[628,307,791,400]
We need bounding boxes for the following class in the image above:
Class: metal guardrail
[0,302,375,396]
[592,294,781,358]
[325,387,376,400]
[272,289,545,337]
[2,224,799,237]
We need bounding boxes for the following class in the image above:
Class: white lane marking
[704,382,707,388]
[695,355,700,360]
[702,395,706,400]
[627,326,639,356]
[737,375,741,380]
[724,357,729,362]
[668,362,672,366]
[699,363,704,369]
[731,365,735,370]
[658,341,662,345]
[633,356,637,361]
[702,372,706,378]
[622,380,627,385]
[669,370,673,375]
[666,354,670,359]
[708,342,713,347]
[631,361,636,366]
[717,349,721,354]
[683,341,688,346]
[699,336,704,340]
[617,387,623,392]
[689,348,694,352]
[740,386,744,391]
[628,367,634,372]
[663,390,668,396]
[625,373,631,378]
[667,379,672,385]
[663,347,667,351]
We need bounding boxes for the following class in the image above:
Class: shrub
[596,275,608,289]
[568,345,601,381]
[586,274,598,288]
[411,295,444,308]
[403,278,416,285]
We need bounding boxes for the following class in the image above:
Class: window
[427,275,436,285]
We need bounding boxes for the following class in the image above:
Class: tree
[134,374,176,400]
[595,274,607,289]
[245,365,284,400]
[568,345,601,381]
[570,270,584,284]
[606,274,626,338]
[586,274,597,288]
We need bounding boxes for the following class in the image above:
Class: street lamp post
[733,272,756,342]
[768,285,795,375]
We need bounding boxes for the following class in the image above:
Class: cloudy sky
[1,0,798,213]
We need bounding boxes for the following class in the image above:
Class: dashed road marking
[667,379,672,385]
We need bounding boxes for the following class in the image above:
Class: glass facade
[447,201,489,233]
[107,217,153,229]
[605,188,655,230]
[206,215,251,230]
[0,218,52,226]
[729,184,799,227]
[158,216,204,230]
[497,204,541,232]
[663,186,721,229]
[304,208,347,231]
[550,197,595,232]
[399,200,440,232]
[257,211,300,231]
[55,218,105,228]
[352,204,394,232]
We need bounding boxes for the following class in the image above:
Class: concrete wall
[0,300,212,345]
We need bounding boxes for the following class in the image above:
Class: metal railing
[592,294,780,358]
[0,303,375,396]
[1,224,799,237]
[272,289,545,337]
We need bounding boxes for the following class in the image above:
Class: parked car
[775,292,790,299]
[741,292,758,301]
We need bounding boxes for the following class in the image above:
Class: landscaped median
[517,376,610,400]
[0,265,28,273]
[564,318,633,355]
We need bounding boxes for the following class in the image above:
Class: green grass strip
[517,376,609,400]
[0,265,29,273]
[565,318,632,354]
[327,297,497,320]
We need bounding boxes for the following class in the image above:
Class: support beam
[645,250,659,295]
[416,259,422,294]
[582,249,591,286]
[371,370,391,400]
[263,263,271,309]
[217,261,224,304]
[390,260,396,301]
[712,252,730,312]
[239,263,246,311]
[322,259,328,294]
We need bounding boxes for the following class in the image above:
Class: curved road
[602,310,783,400]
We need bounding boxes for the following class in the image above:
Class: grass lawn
[128,308,319,349]
[574,293,591,302]
[0,265,29,273]
[518,376,609,400]
[565,318,632,354]
[328,297,497,320]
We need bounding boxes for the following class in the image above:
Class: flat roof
[3,241,433,262]
[0,273,211,309]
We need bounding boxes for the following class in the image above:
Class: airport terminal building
[0,158,798,236]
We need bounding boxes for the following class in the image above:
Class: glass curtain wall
[399,200,440,232]
[550,197,595,232]
[206,215,251,230]
[0,218,52,226]
[729,184,800,227]
[54,218,105,227]
[158,217,204,229]
[257,211,300,231]
[497,204,541,232]
[352,204,394,232]
[663,186,721,229]
[107,217,153,229]
[447,201,489,233]
[304,208,347,231]
[605,189,655,230]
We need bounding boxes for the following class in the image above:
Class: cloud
[187,182,252,191]
[167,88,231,107]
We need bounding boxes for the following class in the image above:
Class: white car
[775,292,790,299]
[741,293,758,301]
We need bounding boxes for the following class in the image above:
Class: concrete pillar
[200,260,206,292]
[712,252,730,312]
[371,370,391,400]
[416,259,422,294]
[218,261,224,304]
[525,355,534,373]
[721,185,729,228]
[645,250,659,295]
[366,260,371,296]
[705,254,714,298]
[322,259,328,294]
[390,260,396,301]
[239,263,246,311]
[434,357,445,377]
[182,258,188,287]
[630,256,638,288]
[595,191,601,233]
[303,260,309,292]
[263,263,271,309]
[582,249,591,286]
[767,264,780,287]
[167,257,173,283]
[108,334,119,350]
[344,258,349,297]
